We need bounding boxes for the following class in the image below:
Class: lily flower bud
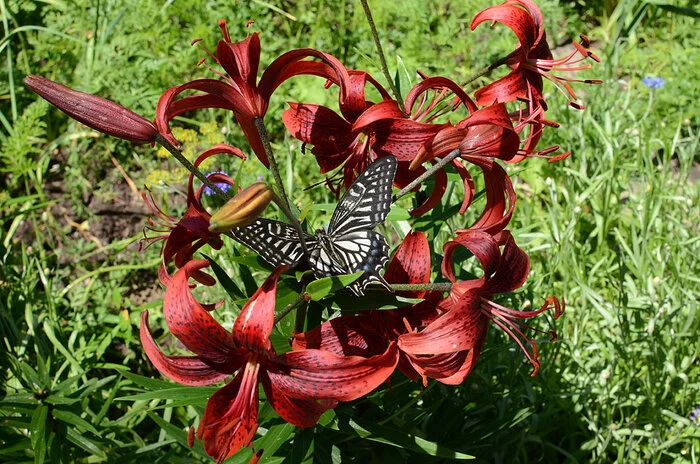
[209,182,272,232]
[24,75,157,144]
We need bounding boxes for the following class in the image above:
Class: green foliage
[1,0,698,462]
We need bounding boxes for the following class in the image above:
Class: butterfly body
[232,157,397,296]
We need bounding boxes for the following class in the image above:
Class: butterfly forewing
[231,218,315,268]
[327,156,397,236]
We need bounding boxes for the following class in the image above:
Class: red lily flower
[470,0,601,111]
[283,71,442,193]
[141,260,399,462]
[293,231,447,383]
[156,20,351,167]
[140,144,245,286]
[398,230,564,382]
[410,105,519,235]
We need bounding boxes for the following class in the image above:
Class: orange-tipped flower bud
[24,75,157,144]
[209,182,272,232]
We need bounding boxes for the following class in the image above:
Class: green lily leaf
[203,253,245,299]
[306,272,363,300]
[341,416,474,460]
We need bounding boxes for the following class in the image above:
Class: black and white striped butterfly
[231,156,397,296]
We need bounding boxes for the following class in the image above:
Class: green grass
[1,0,698,463]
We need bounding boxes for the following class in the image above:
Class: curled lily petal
[384,231,431,297]
[269,343,399,402]
[471,2,537,50]
[260,371,337,427]
[404,75,478,115]
[483,232,531,294]
[258,48,351,104]
[398,288,483,355]
[155,79,238,146]
[451,159,475,214]
[232,265,288,351]
[164,260,237,365]
[187,144,246,208]
[457,157,516,236]
[140,311,234,386]
[409,165,447,217]
[410,334,486,386]
[339,71,393,121]
[441,230,502,284]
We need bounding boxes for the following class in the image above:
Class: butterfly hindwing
[231,218,315,268]
[327,156,397,236]
[331,230,391,296]
[308,245,347,278]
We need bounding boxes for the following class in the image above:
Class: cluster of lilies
[25,0,599,461]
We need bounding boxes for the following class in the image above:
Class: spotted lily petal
[384,231,431,297]
[140,310,235,386]
[269,343,399,402]
[198,366,260,463]
[232,265,288,351]
[164,260,237,365]
[260,371,337,427]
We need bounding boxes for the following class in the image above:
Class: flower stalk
[392,148,461,202]
[154,133,233,200]
[461,55,510,87]
[389,282,452,292]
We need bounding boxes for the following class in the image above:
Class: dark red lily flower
[141,260,399,462]
[398,230,564,381]
[470,0,601,111]
[156,20,351,166]
[283,74,478,216]
[140,144,245,286]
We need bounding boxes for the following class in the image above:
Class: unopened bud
[24,75,157,144]
[209,182,272,232]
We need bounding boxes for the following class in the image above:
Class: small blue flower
[203,170,232,196]
[690,406,700,424]
[642,76,664,89]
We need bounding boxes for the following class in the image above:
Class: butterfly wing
[231,218,315,268]
[327,156,397,236]
[308,245,348,278]
[330,230,391,296]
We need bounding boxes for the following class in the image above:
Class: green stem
[462,54,510,87]
[392,148,461,202]
[274,290,308,324]
[154,133,232,200]
[389,282,452,292]
[294,301,308,333]
[359,0,404,108]
[254,117,291,209]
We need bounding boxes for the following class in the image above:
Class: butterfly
[231,156,397,296]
